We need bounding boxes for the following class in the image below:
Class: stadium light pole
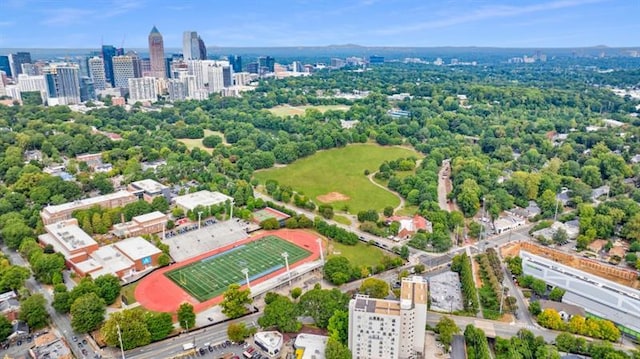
[281,252,291,286]
[316,238,324,264]
[198,211,203,229]
[242,268,251,291]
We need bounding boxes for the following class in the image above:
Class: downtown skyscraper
[148,26,166,78]
[182,31,207,61]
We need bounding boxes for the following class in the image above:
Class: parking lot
[428,271,464,313]
[174,340,272,359]
[163,218,250,262]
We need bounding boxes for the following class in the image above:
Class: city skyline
[0,0,638,49]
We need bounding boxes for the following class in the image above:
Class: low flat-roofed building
[112,211,168,238]
[114,236,162,271]
[29,332,73,359]
[493,214,525,234]
[294,333,328,359]
[128,179,170,202]
[38,219,99,260]
[78,245,135,279]
[174,190,233,212]
[40,190,138,224]
[254,331,283,356]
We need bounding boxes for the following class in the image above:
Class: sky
[0,0,638,48]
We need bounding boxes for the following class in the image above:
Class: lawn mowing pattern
[165,235,311,302]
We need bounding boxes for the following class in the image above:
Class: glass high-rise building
[148,26,166,78]
[88,57,106,90]
[10,52,32,77]
[101,45,117,86]
[0,56,12,77]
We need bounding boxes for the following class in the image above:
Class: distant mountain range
[1,45,638,61]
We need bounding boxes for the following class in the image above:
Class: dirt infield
[316,192,350,203]
[134,229,322,313]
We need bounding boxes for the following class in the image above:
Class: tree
[0,265,30,292]
[102,309,151,350]
[323,256,352,285]
[151,196,170,213]
[94,274,121,305]
[357,209,379,223]
[19,294,49,329]
[260,217,280,229]
[548,287,565,302]
[537,308,564,330]
[552,228,568,245]
[258,294,301,333]
[71,293,106,333]
[158,253,171,267]
[383,206,394,217]
[530,279,547,296]
[0,316,13,342]
[327,310,349,345]
[52,287,72,314]
[202,135,223,148]
[436,316,460,350]
[1,221,33,249]
[144,312,174,341]
[297,288,349,329]
[325,337,352,359]
[414,263,425,274]
[177,302,196,330]
[359,278,389,298]
[220,284,252,319]
[290,287,302,300]
[31,253,65,284]
[227,322,255,342]
[528,301,542,316]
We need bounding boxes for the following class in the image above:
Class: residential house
[492,214,526,234]
[538,300,585,321]
[387,214,432,240]
[0,291,20,321]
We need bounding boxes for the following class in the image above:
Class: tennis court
[165,235,311,302]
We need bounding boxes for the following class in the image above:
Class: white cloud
[41,8,95,26]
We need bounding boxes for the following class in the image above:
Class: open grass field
[328,240,393,268]
[178,129,226,153]
[165,235,311,302]
[268,104,351,117]
[254,144,422,213]
[121,282,139,305]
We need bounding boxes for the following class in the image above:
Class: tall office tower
[198,36,207,60]
[88,57,106,90]
[186,60,205,89]
[222,66,232,87]
[79,77,95,101]
[113,53,141,88]
[259,56,275,73]
[101,45,117,86]
[139,58,151,76]
[9,52,32,77]
[228,55,242,72]
[128,77,157,103]
[348,276,427,359]
[43,64,81,105]
[207,65,224,93]
[183,31,199,60]
[246,62,259,74]
[21,63,39,76]
[148,26,166,78]
[0,56,11,78]
[167,79,186,102]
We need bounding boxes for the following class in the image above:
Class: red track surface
[134,229,321,313]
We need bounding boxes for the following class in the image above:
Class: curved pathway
[367,172,405,213]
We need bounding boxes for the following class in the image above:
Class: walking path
[367,172,406,213]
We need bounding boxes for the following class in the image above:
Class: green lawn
[178,129,226,153]
[328,240,393,268]
[165,236,311,302]
[121,282,139,305]
[254,144,422,213]
[268,104,351,117]
[333,215,352,226]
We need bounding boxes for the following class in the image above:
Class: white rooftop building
[294,334,328,359]
[254,331,283,356]
[174,190,233,212]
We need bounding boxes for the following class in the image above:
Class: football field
[165,235,311,302]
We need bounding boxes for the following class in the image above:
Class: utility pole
[553,192,560,222]
[117,324,126,359]
[198,211,203,229]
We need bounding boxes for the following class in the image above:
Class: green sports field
[254,144,422,213]
[165,236,311,302]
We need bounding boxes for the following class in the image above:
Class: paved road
[253,191,406,251]
[1,245,99,359]
[124,312,262,359]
